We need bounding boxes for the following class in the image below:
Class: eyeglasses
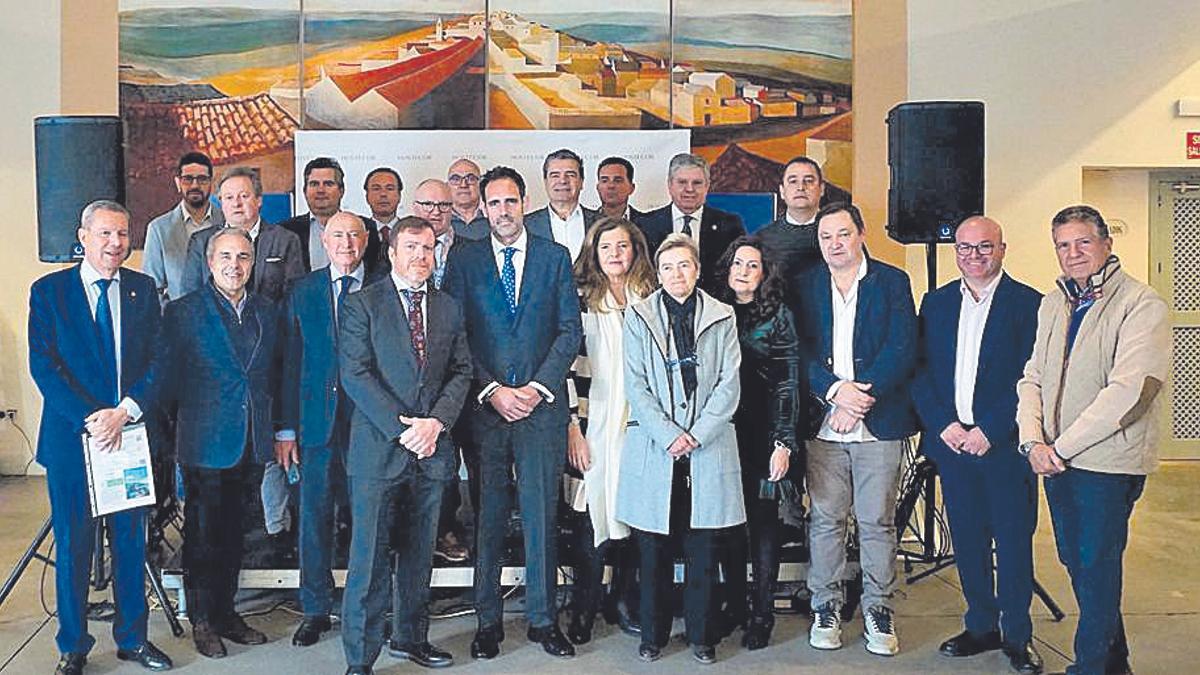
[954,241,996,257]
[179,175,212,185]
[448,174,480,186]
[414,200,453,211]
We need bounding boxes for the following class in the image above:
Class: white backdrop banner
[294,129,692,218]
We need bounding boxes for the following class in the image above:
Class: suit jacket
[794,257,918,440]
[639,203,746,293]
[912,273,1042,467]
[442,232,582,432]
[163,284,283,469]
[279,266,383,451]
[180,222,306,302]
[338,277,472,480]
[524,204,602,244]
[280,212,386,276]
[143,203,224,301]
[28,266,163,476]
[627,205,648,224]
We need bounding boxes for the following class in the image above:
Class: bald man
[911,216,1045,674]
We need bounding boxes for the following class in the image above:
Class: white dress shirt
[818,257,875,442]
[308,214,330,270]
[954,274,1002,425]
[671,204,704,257]
[79,259,142,421]
[490,227,528,304]
[548,203,586,262]
[785,212,816,227]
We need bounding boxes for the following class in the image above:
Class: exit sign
[1190,132,1200,159]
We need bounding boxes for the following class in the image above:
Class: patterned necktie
[94,278,118,404]
[404,290,427,369]
[501,246,518,318]
[336,275,353,324]
[682,214,694,238]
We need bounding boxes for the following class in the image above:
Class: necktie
[94,278,118,404]
[379,225,391,247]
[433,238,447,290]
[682,214,694,238]
[404,290,427,369]
[501,246,518,318]
[336,275,353,324]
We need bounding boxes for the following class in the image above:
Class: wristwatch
[1018,441,1038,457]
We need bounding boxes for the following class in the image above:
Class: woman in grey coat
[615,233,745,665]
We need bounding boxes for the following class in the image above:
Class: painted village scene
[118,0,851,242]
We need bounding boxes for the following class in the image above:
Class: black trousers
[566,508,639,629]
[634,461,722,648]
[722,494,783,623]
[182,460,260,625]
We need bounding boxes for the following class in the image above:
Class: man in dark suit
[180,167,306,302]
[638,153,745,294]
[793,202,916,657]
[29,201,173,675]
[442,166,582,660]
[363,166,403,247]
[447,158,489,241]
[275,212,375,648]
[760,155,826,281]
[596,155,646,223]
[279,157,386,275]
[163,228,283,659]
[523,148,601,262]
[337,216,473,675]
[912,216,1044,674]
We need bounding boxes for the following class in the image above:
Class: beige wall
[905,0,1200,292]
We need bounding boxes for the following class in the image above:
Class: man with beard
[144,152,224,302]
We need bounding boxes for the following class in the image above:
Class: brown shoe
[193,621,227,659]
[434,532,469,562]
[219,614,268,645]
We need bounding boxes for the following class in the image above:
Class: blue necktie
[94,278,118,404]
[336,275,353,324]
[501,246,518,319]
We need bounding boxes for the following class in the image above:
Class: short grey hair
[654,232,700,268]
[206,227,254,260]
[80,200,130,229]
[667,153,710,183]
[218,166,263,197]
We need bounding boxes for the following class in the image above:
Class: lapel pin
[130,291,137,298]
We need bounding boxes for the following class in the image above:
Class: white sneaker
[863,606,900,656]
[809,602,842,650]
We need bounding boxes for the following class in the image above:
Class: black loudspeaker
[35,116,125,262]
[886,101,984,244]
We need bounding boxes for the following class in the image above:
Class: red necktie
[404,289,426,369]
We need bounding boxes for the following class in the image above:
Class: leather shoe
[292,615,332,646]
[527,625,576,658]
[567,614,593,645]
[220,614,268,645]
[192,621,227,659]
[742,615,774,651]
[345,667,373,675]
[116,641,173,671]
[1004,641,1045,674]
[389,641,454,668]
[638,643,661,662]
[939,629,1002,657]
[55,653,86,675]
[692,644,716,664]
[470,626,503,660]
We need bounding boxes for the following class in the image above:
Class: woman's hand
[768,443,790,482]
[667,432,699,459]
[567,422,592,472]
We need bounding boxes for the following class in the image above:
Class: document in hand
[81,423,157,517]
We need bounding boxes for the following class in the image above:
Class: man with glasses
[912,216,1045,674]
[525,148,600,262]
[447,158,489,241]
[363,167,405,247]
[144,152,224,302]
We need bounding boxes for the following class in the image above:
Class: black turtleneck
[661,290,699,399]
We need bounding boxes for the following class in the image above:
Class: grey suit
[179,222,306,302]
[337,277,472,668]
[143,202,223,301]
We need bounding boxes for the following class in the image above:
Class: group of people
[29,146,1166,675]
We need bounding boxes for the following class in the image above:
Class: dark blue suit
[442,231,582,632]
[162,283,282,625]
[794,258,918,440]
[638,203,745,295]
[912,273,1042,645]
[28,265,162,655]
[279,267,371,619]
[523,205,601,247]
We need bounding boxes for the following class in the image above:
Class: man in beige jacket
[1016,205,1169,675]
